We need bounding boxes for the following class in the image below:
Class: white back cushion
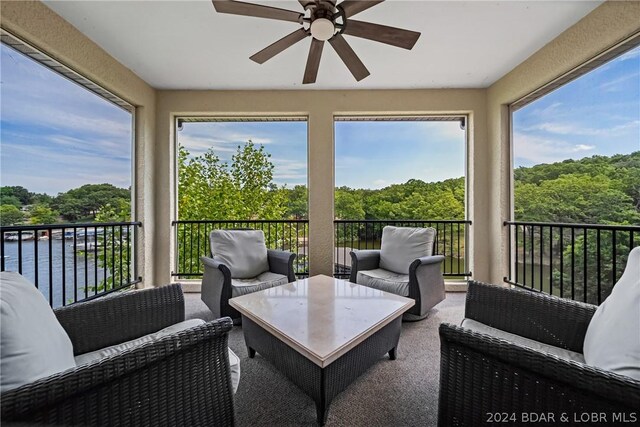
[583,246,640,380]
[379,226,435,274]
[210,230,269,279]
[1,272,76,392]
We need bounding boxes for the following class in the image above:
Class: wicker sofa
[1,283,236,426]
[438,280,640,426]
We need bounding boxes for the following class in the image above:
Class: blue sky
[1,41,638,195]
[0,43,132,195]
[513,46,640,167]
[335,120,465,188]
[178,121,308,187]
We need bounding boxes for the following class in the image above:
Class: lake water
[2,239,111,308]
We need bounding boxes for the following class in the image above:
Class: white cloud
[513,132,597,165]
[529,102,563,118]
[526,120,639,137]
[177,134,238,155]
[574,144,596,151]
[598,72,640,92]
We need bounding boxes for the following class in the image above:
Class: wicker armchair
[438,281,640,426]
[201,229,296,322]
[349,226,445,321]
[1,285,236,426]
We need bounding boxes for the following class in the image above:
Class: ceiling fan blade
[328,34,369,81]
[298,0,316,9]
[339,1,384,18]
[343,19,420,49]
[250,29,309,64]
[303,38,324,84]
[212,1,302,23]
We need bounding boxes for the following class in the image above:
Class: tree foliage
[178,142,286,220]
[0,205,24,226]
[514,152,640,225]
[92,200,133,292]
[28,204,59,225]
[0,186,32,205]
[51,184,130,221]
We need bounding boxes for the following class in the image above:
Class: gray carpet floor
[185,292,466,427]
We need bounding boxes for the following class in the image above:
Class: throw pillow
[210,229,269,279]
[1,272,76,392]
[379,226,435,274]
[583,246,640,380]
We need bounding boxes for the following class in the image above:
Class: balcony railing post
[1,221,142,308]
[172,220,310,279]
[332,219,472,279]
[503,220,639,305]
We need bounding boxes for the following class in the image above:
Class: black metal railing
[334,220,472,279]
[172,220,309,278]
[0,222,141,308]
[504,221,639,305]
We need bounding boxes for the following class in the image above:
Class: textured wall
[486,1,640,284]
[0,1,158,286]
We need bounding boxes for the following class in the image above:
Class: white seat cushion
[231,272,288,297]
[379,226,435,274]
[583,246,640,380]
[1,272,76,392]
[210,229,269,279]
[462,318,585,363]
[356,268,410,296]
[74,319,205,365]
[75,318,241,393]
[227,347,241,394]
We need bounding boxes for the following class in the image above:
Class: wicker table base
[242,315,402,425]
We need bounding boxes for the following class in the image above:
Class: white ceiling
[43,0,602,90]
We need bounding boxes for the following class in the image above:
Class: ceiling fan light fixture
[310,17,334,41]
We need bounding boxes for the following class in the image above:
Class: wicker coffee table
[229,274,414,425]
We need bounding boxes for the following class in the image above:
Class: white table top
[229,274,414,367]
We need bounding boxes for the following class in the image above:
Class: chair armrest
[465,280,597,353]
[349,250,381,282]
[201,255,231,274]
[412,255,445,267]
[201,256,232,319]
[408,255,445,315]
[1,318,236,426]
[438,323,640,425]
[267,249,297,282]
[54,284,185,355]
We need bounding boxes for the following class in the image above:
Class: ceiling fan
[211,0,421,84]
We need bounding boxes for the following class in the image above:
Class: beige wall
[156,90,489,283]
[0,1,159,286]
[486,1,640,284]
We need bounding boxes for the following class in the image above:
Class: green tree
[282,185,308,219]
[515,173,640,224]
[0,195,21,208]
[92,200,133,292]
[229,142,286,219]
[53,184,130,221]
[178,142,286,220]
[0,205,24,226]
[178,142,293,274]
[335,187,365,220]
[0,186,32,205]
[28,204,60,225]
